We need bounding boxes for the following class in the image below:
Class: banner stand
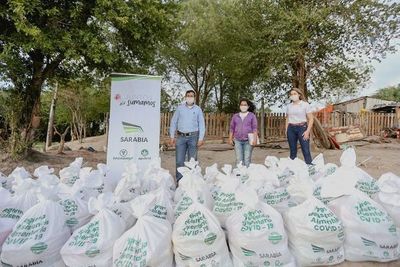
[106,73,162,188]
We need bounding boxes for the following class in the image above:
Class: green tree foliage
[161,0,400,110]
[0,0,176,155]
[374,84,400,102]
[226,0,400,102]
[40,77,110,144]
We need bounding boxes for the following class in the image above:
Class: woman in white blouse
[285,88,314,165]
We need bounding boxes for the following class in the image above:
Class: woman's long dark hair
[239,98,256,113]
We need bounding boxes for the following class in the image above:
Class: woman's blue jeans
[234,139,253,167]
[287,124,313,164]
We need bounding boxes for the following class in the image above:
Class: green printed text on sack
[114,238,148,267]
[213,192,243,214]
[241,210,273,232]
[5,215,49,245]
[308,207,342,232]
[68,220,99,247]
[182,211,209,236]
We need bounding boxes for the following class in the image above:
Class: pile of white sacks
[0,148,399,267]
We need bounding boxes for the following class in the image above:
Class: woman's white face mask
[240,105,249,113]
[290,95,300,102]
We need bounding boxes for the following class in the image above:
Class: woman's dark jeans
[287,124,313,164]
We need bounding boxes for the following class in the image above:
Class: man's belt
[177,131,199,137]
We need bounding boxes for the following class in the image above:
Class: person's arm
[229,116,236,145]
[197,108,206,147]
[303,112,314,140]
[169,108,179,146]
[285,117,289,134]
[251,113,258,146]
[285,105,289,135]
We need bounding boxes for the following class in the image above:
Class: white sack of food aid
[7,166,32,193]
[114,162,141,202]
[172,190,232,267]
[61,193,127,267]
[283,177,345,266]
[374,173,400,229]
[264,156,294,187]
[321,175,399,262]
[1,185,70,267]
[174,162,213,220]
[144,185,174,223]
[244,163,295,213]
[143,157,176,192]
[259,184,297,213]
[212,165,245,228]
[0,178,39,250]
[339,148,380,198]
[72,168,112,201]
[204,163,221,200]
[113,194,173,267]
[0,172,12,192]
[59,189,92,232]
[60,157,84,186]
[226,187,295,267]
[233,162,249,183]
[246,163,280,191]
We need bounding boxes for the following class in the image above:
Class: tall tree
[0,0,175,156]
[374,84,400,102]
[219,0,400,102]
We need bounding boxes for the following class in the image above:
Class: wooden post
[260,98,265,144]
[44,81,58,151]
[396,107,400,128]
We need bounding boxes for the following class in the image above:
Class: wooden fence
[161,111,399,142]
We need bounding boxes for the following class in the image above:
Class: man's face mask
[186,96,195,105]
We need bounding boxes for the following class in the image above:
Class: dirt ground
[0,138,399,266]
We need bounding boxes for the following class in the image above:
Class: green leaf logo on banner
[122,121,143,134]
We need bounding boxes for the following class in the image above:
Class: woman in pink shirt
[229,98,258,167]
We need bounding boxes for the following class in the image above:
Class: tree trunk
[105,112,109,151]
[54,126,70,154]
[21,75,44,150]
[292,53,308,100]
[45,82,58,151]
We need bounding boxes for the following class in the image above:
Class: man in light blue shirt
[169,90,205,182]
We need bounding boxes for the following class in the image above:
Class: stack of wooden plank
[327,126,364,143]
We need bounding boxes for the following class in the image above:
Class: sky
[362,49,400,96]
